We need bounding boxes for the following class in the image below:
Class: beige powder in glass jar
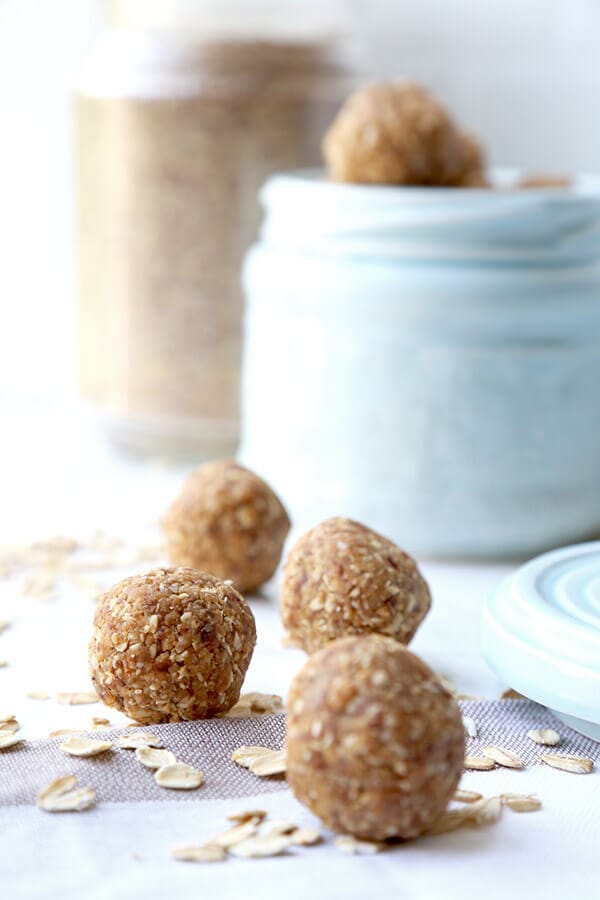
[76,28,350,457]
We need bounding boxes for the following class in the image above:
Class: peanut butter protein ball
[280,517,431,654]
[323,81,485,187]
[286,635,465,841]
[89,567,256,723]
[163,460,290,593]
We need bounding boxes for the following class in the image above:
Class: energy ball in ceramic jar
[89,567,256,724]
[163,459,290,593]
[286,635,465,841]
[456,131,487,187]
[323,81,485,187]
[280,517,431,654]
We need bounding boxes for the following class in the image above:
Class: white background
[0,0,599,404]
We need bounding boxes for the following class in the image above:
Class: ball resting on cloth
[286,635,465,841]
[89,567,256,724]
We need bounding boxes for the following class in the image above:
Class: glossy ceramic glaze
[241,170,600,556]
[483,542,600,740]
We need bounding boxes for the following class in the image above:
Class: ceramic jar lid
[482,541,600,740]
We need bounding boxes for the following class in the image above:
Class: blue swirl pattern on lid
[482,542,600,736]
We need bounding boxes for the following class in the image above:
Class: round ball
[163,459,290,593]
[280,517,431,654]
[455,131,487,187]
[323,81,485,187]
[286,635,465,840]
[89,567,256,724]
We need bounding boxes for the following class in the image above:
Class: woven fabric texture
[1,701,597,808]
[1,713,286,808]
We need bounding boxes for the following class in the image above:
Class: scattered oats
[88,531,124,553]
[249,749,287,777]
[291,828,322,846]
[227,809,267,825]
[241,692,284,714]
[133,543,166,564]
[27,691,50,701]
[428,808,473,836]
[21,574,55,600]
[501,794,542,812]
[72,570,106,591]
[56,692,98,706]
[334,835,385,855]
[67,574,104,601]
[454,789,483,804]
[0,660,7,668]
[35,536,80,555]
[172,844,227,863]
[49,728,85,738]
[540,754,594,774]
[0,713,17,725]
[456,693,485,701]
[464,756,496,771]
[482,746,524,769]
[229,835,291,859]
[135,746,177,769]
[154,763,205,790]
[501,688,527,700]
[475,796,503,826]
[224,692,284,717]
[265,821,298,837]
[428,796,502,835]
[36,775,96,812]
[92,717,111,726]
[117,732,163,750]
[211,820,259,848]
[231,745,274,768]
[0,733,23,750]
[131,852,142,861]
[59,736,113,757]
[0,719,19,735]
[527,728,561,747]
[0,620,11,633]
[221,705,253,719]
[462,715,478,738]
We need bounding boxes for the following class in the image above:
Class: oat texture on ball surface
[322,81,486,187]
[89,567,256,724]
[163,459,290,593]
[286,635,465,841]
[280,517,431,654]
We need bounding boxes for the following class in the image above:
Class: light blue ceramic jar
[241,170,600,558]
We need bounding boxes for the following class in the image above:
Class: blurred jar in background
[76,0,352,458]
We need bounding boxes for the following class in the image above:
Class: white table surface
[0,401,598,900]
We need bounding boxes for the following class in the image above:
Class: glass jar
[76,17,351,457]
[241,170,600,558]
